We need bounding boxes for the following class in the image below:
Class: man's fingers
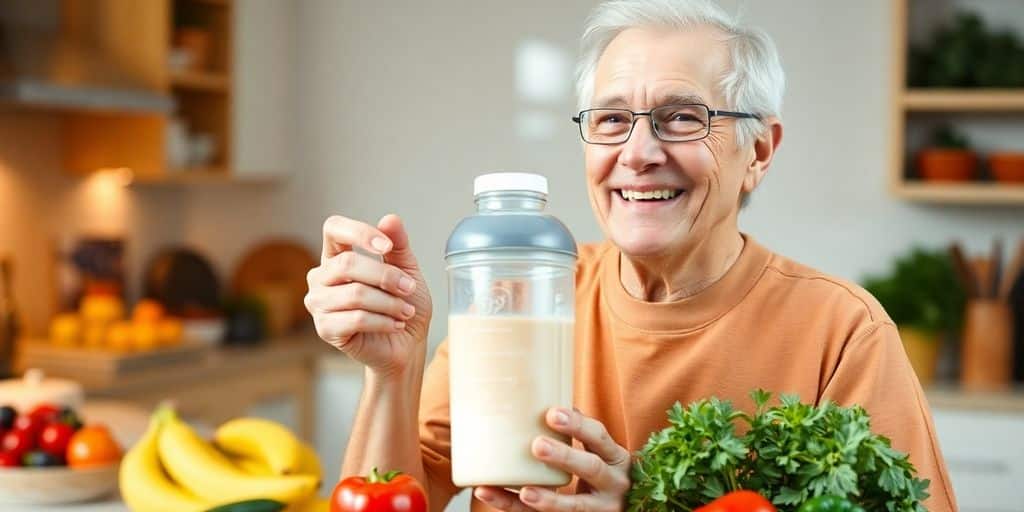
[305,283,415,320]
[546,408,631,468]
[377,214,419,271]
[474,486,535,512]
[317,251,416,296]
[321,215,393,264]
[518,486,608,512]
[312,310,405,348]
[531,436,629,493]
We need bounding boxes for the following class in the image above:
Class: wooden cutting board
[232,239,317,331]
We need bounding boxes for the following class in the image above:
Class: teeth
[620,189,678,201]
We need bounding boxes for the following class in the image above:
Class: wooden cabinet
[63,0,291,185]
[889,0,1024,205]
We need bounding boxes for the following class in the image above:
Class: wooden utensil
[971,258,992,300]
[949,243,977,297]
[1002,238,1024,300]
[991,238,1003,299]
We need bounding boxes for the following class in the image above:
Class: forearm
[342,363,426,483]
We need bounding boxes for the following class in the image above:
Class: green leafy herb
[626,391,930,512]
[862,246,966,336]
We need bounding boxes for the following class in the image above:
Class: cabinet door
[232,0,294,176]
[932,409,1024,511]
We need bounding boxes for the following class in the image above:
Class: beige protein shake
[448,314,574,488]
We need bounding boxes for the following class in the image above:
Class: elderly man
[304,0,955,511]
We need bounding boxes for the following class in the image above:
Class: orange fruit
[49,314,81,346]
[157,318,183,346]
[106,322,135,352]
[67,425,122,468]
[132,299,165,324]
[131,322,160,351]
[81,295,125,323]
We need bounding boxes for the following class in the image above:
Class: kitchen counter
[926,385,1024,414]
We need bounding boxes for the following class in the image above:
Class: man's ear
[742,118,783,194]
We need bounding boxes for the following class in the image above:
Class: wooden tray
[18,340,210,388]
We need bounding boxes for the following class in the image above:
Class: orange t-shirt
[419,235,956,511]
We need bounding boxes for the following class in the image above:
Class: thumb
[377,214,420,272]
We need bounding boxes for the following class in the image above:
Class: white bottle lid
[473,172,548,196]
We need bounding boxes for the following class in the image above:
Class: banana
[230,455,275,477]
[119,408,209,512]
[286,497,330,512]
[214,418,302,474]
[158,410,318,505]
[296,442,322,485]
[232,441,321,490]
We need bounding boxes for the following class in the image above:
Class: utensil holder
[961,299,1012,390]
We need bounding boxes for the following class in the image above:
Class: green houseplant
[862,248,966,385]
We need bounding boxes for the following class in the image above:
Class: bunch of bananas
[119,406,328,512]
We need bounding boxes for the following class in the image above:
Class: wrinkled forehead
[592,25,731,109]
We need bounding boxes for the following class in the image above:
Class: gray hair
[576,0,785,148]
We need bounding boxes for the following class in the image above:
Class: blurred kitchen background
[0,0,1022,510]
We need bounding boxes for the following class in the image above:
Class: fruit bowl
[0,462,120,504]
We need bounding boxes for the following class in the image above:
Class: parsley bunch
[626,390,930,512]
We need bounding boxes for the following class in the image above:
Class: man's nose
[619,117,667,172]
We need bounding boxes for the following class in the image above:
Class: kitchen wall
[0,112,184,336]
[182,0,1024,355]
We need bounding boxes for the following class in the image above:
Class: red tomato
[13,414,44,440]
[39,422,76,458]
[28,404,61,423]
[330,467,427,512]
[0,450,20,467]
[695,490,777,512]
[1,429,34,457]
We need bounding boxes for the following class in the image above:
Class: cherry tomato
[28,404,61,423]
[13,414,44,440]
[1,429,35,457]
[39,422,76,458]
[66,425,122,468]
[0,450,20,467]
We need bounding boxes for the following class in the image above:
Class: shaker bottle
[445,172,577,488]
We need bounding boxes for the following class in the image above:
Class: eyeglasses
[571,104,761,145]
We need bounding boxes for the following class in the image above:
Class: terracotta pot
[989,152,1024,183]
[174,28,211,71]
[898,326,940,386]
[961,299,1012,391]
[916,149,978,182]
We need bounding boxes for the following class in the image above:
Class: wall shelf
[170,71,230,93]
[889,1,1024,205]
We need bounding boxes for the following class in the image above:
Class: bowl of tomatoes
[0,403,122,504]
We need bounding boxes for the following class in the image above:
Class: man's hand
[473,408,632,512]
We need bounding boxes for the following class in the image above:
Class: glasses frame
[571,103,761,145]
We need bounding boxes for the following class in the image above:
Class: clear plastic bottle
[445,172,577,488]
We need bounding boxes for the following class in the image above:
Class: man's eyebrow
[660,93,707,106]
[589,93,708,109]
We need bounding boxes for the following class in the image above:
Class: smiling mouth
[615,189,685,201]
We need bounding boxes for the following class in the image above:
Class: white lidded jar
[445,172,577,488]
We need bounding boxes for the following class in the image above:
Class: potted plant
[915,125,977,182]
[989,152,1024,183]
[863,248,966,385]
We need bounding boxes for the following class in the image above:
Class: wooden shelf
[892,181,1024,205]
[904,89,1024,112]
[130,168,281,186]
[170,71,230,92]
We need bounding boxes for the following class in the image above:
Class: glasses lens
[581,109,633,143]
[652,104,709,141]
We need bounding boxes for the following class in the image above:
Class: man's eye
[598,115,626,124]
[670,113,700,122]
